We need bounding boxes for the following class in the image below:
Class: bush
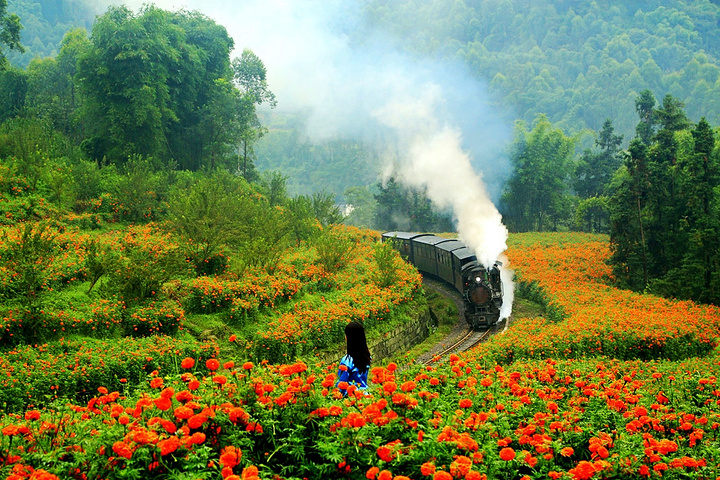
[314,226,354,274]
[0,222,59,305]
[125,300,185,337]
[100,225,190,304]
[371,239,401,288]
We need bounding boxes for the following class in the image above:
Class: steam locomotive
[382,232,503,329]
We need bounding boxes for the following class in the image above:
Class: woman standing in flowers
[336,321,371,395]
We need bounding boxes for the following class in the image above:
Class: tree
[643,94,690,274]
[344,185,376,228]
[608,139,651,290]
[76,5,241,170]
[634,89,656,145]
[657,118,720,303]
[0,0,23,70]
[574,119,623,198]
[25,28,90,141]
[232,49,277,180]
[0,67,27,123]
[501,115,576,232]
[609,92,720,303]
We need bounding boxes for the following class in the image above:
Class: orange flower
[206,358,220,371]
[383,382,397,395]
[174,406,194,420]
[377,446,396,462]
[421,462,436,476]
[157,436,180,456]
[220,445,242,468]
[499,447,516,461]
[561,447,574,457]
[112,441,133,459]
[181,357,195,369]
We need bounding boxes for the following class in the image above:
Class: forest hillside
[6,0,720,200]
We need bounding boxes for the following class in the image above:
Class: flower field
[476,232,720,364]
[0,222,423,411]
[1,231,720,479]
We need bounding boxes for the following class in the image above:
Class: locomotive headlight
[475,276,482,283]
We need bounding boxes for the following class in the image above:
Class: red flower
[242,362,254,370]
[459,398,473,408]
[241,466,260,480]
[229,334,237,342]
[378,470,393,480]
[24,410,41,421]
[188,414,207,430]
[400,381,416,392]
[568,461,596,480]
[366,466,379,479]
[206,358,220,371]
[150,377,164,389]
[153,396,172,411]
[181,357,195,369]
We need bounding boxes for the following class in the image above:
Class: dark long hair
[345,321,371,373]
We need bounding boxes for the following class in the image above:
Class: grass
[394,288,458,361]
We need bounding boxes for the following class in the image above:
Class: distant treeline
[365,0,720,138]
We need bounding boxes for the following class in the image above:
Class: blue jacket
[336,354,369,394]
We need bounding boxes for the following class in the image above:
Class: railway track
[420,328,490,365]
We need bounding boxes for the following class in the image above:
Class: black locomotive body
[382,231,503,329]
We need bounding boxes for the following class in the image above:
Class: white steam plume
[99,0,515,319]
[376,86,514,319]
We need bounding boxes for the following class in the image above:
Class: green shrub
[371,239,400,288]
[314,226,354,274]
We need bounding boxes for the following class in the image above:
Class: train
[381,231,503,329]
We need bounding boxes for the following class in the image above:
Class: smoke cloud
[100,0,515,318]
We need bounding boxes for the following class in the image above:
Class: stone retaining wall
[319,307,436,365]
